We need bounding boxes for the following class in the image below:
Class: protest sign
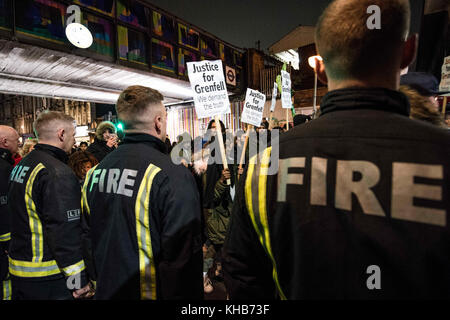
[241,88,266,127]
[187,60,230,119]
[281,70,292,109]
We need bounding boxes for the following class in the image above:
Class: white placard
[270,82,277,112]
[440,55,450,93]
[241,88,266,127]
[187,60,231,119]
[281,70,292,109]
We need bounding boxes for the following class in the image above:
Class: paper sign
[440,55,450,93]
[187,60,230,119]
[241,88,266,127]
[281,70,292,109]
[270,82,277,112]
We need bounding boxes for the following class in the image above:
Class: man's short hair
[116,85,164,129]
[315,0,410,80]
[33,111,75,139]
[95,121,116,141]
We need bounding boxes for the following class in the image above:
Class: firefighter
[223,0,450,299]
[0,125,20,300]
[8,111,91,300]
[82,85,203,300]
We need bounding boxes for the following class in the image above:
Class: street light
[308,55,323,114]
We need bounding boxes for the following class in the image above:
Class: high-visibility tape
[81,165,98,215]
[245,147,287,300]
[2,279,11,300]
[25,163,45,263]
[62,260,86,277]
[0,232,10,242]
[135,164,161,300]
[9,257,61,278]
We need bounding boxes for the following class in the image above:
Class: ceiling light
[65,23,93,49]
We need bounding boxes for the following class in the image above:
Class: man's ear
[315,58,328,85]
[155,115,162,134]
[400,33,418,69]
[57,128,65,142]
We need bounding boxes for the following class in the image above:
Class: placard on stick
[187,60,231,184]
[241,88,266,127]
[187,60,230,119]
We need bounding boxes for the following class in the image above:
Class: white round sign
[65,23,93,49]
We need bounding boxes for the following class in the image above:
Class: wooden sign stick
[214,115,231,185]
[238,125,252,179]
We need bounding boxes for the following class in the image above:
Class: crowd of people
[0,0,449,301]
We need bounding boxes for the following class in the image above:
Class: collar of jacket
[320,87,410,117]
[123,133,168,154]
[0,148,14,165]
[34,144,69,164]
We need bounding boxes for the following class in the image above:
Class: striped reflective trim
[81,165,98,215]
[9,257,61,278]
[0,232,11,242]
[245,147,287,300]
[2,279,11,300]
[62,260,86,276]
[135,164,161,300]
[25,163,45,263]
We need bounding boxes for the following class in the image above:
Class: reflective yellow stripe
[0,232,11,242]
[9,257,61,278]
[25,163,45,263]
[62,260,86,276]
[245,147,287,300]
[2,279,11,300]
[81,165,98,215]
[135,164,161,300]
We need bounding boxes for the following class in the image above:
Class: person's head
[315,0,417,91]
[0,125,20,156]
[21,138,38,157]
[95,121,116,142]
[400,72,449,110]
[68,151,99,181]
[293,114,312,127]
[116,85,166,141]
[399,85,446,127]
[207,119,225,133]
[33,111,76,153]
[79,141,88,152]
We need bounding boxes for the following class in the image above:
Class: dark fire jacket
[7,144,88,288]
[224,88,450,299]
[82,133,203,300]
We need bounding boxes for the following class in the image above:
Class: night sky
[144,0,332,51]
[144,0,423,53]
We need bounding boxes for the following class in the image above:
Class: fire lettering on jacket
[277,158,446,227]
[90,168,138,197]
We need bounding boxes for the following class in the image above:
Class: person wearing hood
[86,121,118,162]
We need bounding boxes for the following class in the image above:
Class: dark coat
[82,133,203,300]
[224,88,450,299]
[86,138,115,162]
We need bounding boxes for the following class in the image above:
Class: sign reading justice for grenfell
[187,60,231,119]
[281,70,292,109]
[241,88,266,127]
